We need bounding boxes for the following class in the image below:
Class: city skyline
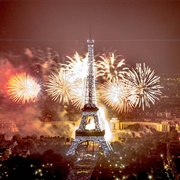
[0,1,180,179]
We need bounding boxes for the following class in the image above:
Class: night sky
[0,0,180,73]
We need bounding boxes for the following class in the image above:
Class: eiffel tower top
[83,34,98,111]
[87,29,94,44]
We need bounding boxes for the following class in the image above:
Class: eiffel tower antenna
[66,35,113,157]
[84,28,96,108]
[90,26,92,39]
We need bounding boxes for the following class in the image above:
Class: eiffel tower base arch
[66,135,113,156]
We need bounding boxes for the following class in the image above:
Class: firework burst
[45,69,77,105]
[7,73,41,103]
[99,80,134,113]
[96,52,128,82]
[64,52,89,80]
[126,63,163,110]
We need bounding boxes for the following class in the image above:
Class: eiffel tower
[66,35,113,157]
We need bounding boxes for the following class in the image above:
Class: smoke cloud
[0,50,80,139]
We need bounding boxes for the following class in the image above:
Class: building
[110,118,171,142]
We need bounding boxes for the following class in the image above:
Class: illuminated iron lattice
[66,36,113,156]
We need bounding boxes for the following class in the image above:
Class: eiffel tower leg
[97,137,113,156]
[66,138,82,156]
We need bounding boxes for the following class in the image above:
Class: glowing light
[7,73,41,103]
[96,52,128,82]
[85,117,96,130]
[46,69,76,105]
[148,174,153,179]
[126,63,163,110]
[98,107,112,141]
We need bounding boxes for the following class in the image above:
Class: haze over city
[0,0,180,179]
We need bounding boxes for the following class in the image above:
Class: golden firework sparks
[96,52,128,82]
[126,63,163,110]
[7,73,41,103]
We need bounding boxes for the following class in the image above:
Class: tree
[12,134,22,142]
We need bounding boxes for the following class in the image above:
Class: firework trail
[99,80,134,113]
[7,73,41,103]
[96,52,128,82]
[126,63,163,110]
